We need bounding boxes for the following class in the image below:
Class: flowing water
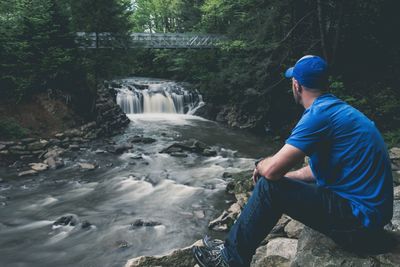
[0,79,280,267]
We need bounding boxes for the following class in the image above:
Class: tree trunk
[317,0,328,62]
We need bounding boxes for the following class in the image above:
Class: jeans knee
[255,177,275,196]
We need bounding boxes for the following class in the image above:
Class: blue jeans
[222,177,377,267]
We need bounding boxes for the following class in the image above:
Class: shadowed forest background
[1,0,399,143]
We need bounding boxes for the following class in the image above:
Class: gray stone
[125,240,202,267]
[266,238,298,260]
[208,202,241,232]
[43,147,65,159]
[292,226,400,267]
[44,157,64,170]
[108,143,133,154]
[18,170,38,177]
[284,219,305,239]
[0,144,6,150]
[21,138,36,144]
[27,141,48,151]
[64,129,82,138]
[395,186,400,200]
[29,163,48,172]
[78,163,96,170]
[0,141,15,146]
[55,133,65,139]
[390,147,400,160]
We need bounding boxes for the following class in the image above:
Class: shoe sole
[192,246,208,267]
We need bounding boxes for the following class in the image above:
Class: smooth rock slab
[284,219,304,239]
[29,163,48,172]
[125,240,202,267]
[266,237,298,261]
[292,226,400,267]
[78,163,96,170]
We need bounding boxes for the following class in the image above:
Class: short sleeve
[286,109,330,155]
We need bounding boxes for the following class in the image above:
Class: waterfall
[113,79,204,115]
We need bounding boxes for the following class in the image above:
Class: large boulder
[125,240,202,267]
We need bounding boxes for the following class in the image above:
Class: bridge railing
[76,32,226,49]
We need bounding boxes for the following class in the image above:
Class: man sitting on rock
[192,55,394,267]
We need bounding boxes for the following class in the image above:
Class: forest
[1,0,400,143]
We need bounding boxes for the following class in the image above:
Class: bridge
[77,32,226,49]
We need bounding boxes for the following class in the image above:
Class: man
[192,55,394,267]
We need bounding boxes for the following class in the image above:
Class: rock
[95,149,107,154]
[55,133,65,139]
[284,219,305,238]
[78,163,96,170]
[27,140,48,151]
[160,139,216,157]
[130,219,162,229]
[0,178,3,183]
[108,143,133,154]
[29,163,48,172]
[390,147,400,160]
[130,154,142,159]
[42,146,65,159]
[18,170,38,177]
[0,141,15,146]
[208,202,241,232]
[53,215,79,227]
[395,186,400,200]
[69,144,80,151]
[44,157,64,169]
[266,238,298,260]
[291,226,400,266]
[170,152,188,158]
[251,255,290,267]
[386,200,400,232]
[81,220,92,229]
[64,129,82,138]
[194,210,205,219]
[21,138,36,144]
[115,240,130,249]
[125,240,202,267]
[0,144,6,151]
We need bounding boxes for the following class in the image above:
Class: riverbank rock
[129,136,156,144]
[53,214,79,227]
[125,240,202,267]
[130,219,162,229]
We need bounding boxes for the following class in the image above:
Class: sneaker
[192,245,229,267]
[202,235,224,250]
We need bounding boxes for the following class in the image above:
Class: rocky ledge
[125,147,400,267]
[0,86,130,173]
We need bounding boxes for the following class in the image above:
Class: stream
[0,78,280,267]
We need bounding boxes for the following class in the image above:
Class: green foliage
[383,129,400,147]
[0,118,30,139]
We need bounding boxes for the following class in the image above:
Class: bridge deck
[77,32,226,49]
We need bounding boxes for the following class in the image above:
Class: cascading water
[114,78,204,115]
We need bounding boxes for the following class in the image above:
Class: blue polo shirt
[286,94,393,228]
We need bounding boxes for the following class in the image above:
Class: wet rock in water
[125,240,202,267]
[95,149,107,154]
[194,210,205,219]
[81,220,92,229]
[129,135,156,144]
[160,139,217,157]
[42,146,65,159]
[18,170,38,177]
[0,144,6,150]
[106,163,113,168]
[44,157,64,170]
[115,240,130,249]
[53,215,79,227]
[284,219,305,239]
[130,219,162,229]
[108,143,133,154]
[170,152,188,158]
[29,163,48,172]
[78,163,96,170]
[130,154,142,160]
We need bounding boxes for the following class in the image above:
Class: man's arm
[285,165,315,182]
[256,144,306,181]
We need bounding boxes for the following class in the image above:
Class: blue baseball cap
[285,55,328,89]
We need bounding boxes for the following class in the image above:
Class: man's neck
[302,92,323,109]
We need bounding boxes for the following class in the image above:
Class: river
[0,79,280,267]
